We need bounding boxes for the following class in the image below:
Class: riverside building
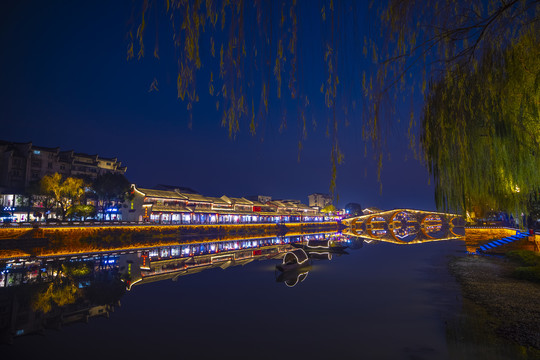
[0,140,127,222]
[123,185,324,224]
[0,140,126,193]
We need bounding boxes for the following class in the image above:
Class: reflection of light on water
[254,262,283,273]
[371,229,387,236]
[394,225,418,239]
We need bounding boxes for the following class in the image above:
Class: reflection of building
[129,237,299,287]
[308,193,332,208]
[0,257,123,344]
[0,231,348,343]
[0,294,115,345]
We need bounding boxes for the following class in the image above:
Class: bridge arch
[389,210,418,243]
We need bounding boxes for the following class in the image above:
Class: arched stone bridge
[342,209,465,244]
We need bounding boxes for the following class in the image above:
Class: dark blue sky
[0,1,436,210]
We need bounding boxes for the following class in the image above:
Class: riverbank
[0,221,339,259]
[448,254,540,358]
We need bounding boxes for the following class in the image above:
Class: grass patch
[512,265,540,283]
[506,250,540,283]
[506,250,540,266]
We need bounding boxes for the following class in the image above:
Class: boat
[276,270,310,287]
[275,249,310,272]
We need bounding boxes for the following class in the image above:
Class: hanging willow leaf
[129,0,539,211]
[421,30,540,214]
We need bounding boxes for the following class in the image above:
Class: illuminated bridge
[342,209,465,245]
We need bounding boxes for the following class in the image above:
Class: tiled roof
[207,196,229,205]
[137,187,188,200]
[230,197,253,205]
[177,192,214,203]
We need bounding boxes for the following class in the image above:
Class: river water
[0,232,524,359]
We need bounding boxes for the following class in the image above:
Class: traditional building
[123,185,324,224]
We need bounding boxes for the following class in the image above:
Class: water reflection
[0,232,353,343]
[275,237,350,287]
[344,209,466,246]
[276,270,310,287]
[346,218,465,245]
[0,256,125,344]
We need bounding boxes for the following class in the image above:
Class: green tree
[421,31,539,214]
[40,173,86,220]
[373,0,539,214]
[92,173,131,218]
[130,1,539,210]
[321,204,336,213]
[528,192,540,225]
[345,202,363,216]
[66,204,97,220]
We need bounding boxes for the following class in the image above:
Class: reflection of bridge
[342,209,465,244]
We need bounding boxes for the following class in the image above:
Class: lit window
[33,150,40,155]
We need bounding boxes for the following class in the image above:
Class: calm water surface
[0,233,490,359]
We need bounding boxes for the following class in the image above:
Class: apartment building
[0,140,126,192]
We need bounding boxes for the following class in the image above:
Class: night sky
[1,1,435,210]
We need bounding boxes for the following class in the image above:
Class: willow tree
[129,0,368,200]
[370,0,540,215]
[129,0,539,211]
[422,31,540,215]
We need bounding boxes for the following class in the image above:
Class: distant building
[362,207,382,215]
[0,140,126,192]
[308,193,332,208]
[64,151,126,181]
[246,195,272,204]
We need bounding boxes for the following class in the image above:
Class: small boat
[276,270,310,287]
[276,249,310,272]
